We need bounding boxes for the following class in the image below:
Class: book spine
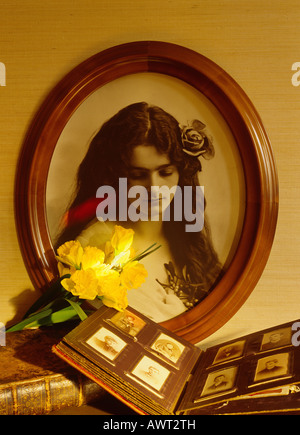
[0,373,104,415]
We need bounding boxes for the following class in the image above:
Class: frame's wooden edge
[14,41,278,343]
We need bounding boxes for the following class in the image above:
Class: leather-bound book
[0,327,104,415]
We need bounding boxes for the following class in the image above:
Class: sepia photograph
[254,353,291,383]
[46,72,245,324]
[213,340,246,365]
[130,355,171,391]
[86,327,127,361]
[109,309,146,337]
[150,333,185,364]
[260,327,292,352]
[197,366,238,400]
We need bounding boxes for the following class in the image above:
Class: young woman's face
[127,144,180,219]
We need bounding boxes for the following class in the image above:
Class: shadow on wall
[6,289,42,328]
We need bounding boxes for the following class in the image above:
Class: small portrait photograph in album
[130,355,171,392]
[86,327,127,361]
[150,333,186,364]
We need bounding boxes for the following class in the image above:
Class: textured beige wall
[1,0,300,345]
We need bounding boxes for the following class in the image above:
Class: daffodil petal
[110,249,131,268]
[62,269,99,300]
[110,225,134,254]
[81,246,105,270]
[120,261,148,289]
[100,285,128,311]
[57,262,72,277]
[57,240,83,269]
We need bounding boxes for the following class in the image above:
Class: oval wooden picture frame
[15,41,278,343]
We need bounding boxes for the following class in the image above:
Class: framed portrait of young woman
[14,41,278,343]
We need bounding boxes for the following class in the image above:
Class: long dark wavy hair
[55,102,222,298]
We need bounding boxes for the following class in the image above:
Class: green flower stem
[64,298,88,321]
[6,294,83,332]
[6,308,54,332]
[127,243,161,263]
[7,301,89,331]
[24,306,81,328]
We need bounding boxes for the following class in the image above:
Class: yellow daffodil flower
[102,292,128,311]
[57,261,74,278]
[7,224,161,332]
[96,268,127,311]
[61,269,100,300]
[101,283,129,311]
[55,225,155,312]
[81,246,105,270]
[120,261,148,290]
[110,225,134,254]
[56,240,83,269]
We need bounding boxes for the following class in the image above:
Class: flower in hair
[180,120,214,159]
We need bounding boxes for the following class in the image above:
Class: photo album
[52,306,300,415]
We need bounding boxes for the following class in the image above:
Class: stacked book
[0,326,104,415]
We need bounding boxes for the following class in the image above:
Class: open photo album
[52,306,300,415]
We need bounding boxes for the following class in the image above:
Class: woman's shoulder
[77,219,115,248]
